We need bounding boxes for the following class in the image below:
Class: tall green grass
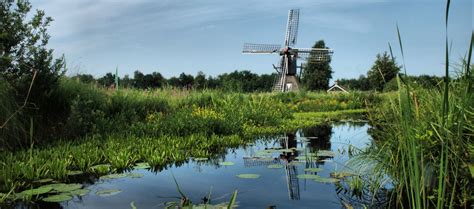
[351,1,473,208]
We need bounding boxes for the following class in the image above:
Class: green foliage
[0,0,65,146]
[367,52,400,91]
[301,40,333,91]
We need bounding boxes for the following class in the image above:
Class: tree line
[73,70,277,92]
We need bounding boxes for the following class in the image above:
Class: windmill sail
[284,9,300,47]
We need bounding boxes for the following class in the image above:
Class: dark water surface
[19,122,372,209]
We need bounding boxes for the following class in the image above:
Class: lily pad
[330,172,355,179]
[96,189,122,197]
[276,148,294,153]
[288,161,302,166]
[33,178,54,183]
[133,162,151,169]
[42,194,72,202]
[193,157,209,161]
[126,173,144,178]
[304,168,323,172]
[20,187,52,196]
[313,177,340,183]
[255,158,275,162]
[100,173,128,180]
[219,161,235,166]
[67,170,84,176]
[236,174,260,179]
[69,189,90,196]
[296,174,320,179]
[267,164,284,169]
[316,150,336,157]
[50,183,83,192]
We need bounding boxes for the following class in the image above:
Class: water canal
[15,122,381,209]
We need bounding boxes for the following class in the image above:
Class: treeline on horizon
[73,69,445,92]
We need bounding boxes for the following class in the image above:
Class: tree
[367,52,400,91]
[301,40,333,91]
[133,70,145,88]
[98,73,115,87]
[194,71,206,90]
[0,0,65,145]
[178,73,194,89]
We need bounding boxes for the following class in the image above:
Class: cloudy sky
[30,0,472,81]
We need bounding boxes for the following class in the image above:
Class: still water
[20,122,373,209]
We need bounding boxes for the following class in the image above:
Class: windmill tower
[242,9,333,92]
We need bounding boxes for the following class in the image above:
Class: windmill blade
[284,9,300,47]
[294,48,333,62]
[242,43,281,54]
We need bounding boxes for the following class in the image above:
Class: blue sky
[31,0,472,81]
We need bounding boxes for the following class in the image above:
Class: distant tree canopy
[301,40,333,91]
[89,70,275,92]
[367,52,400,91]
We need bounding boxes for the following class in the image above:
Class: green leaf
[193,157,209,161]
[67,170,84,176]
[42,194,72,202]
[227,190,238,209]
[96,189,122,197]
[313,177,340,184]
[267,164,283,169]
[296,174,320,179]
[130,201,137,209]
[69,189,90,196]
[219,162,235,166]
[316,150,336,157]
[100,173,128,180]
[133,162,151,169]
[20,187,52,196]
[330,172,355,179]
[236,174,260,179]
[127,173,144,178]
[33,178,54,183]
[51,183,83,192]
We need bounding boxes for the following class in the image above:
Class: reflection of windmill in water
[243,133,302,200]
[242,9,333,92]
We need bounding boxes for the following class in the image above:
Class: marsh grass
[351,2,473,208]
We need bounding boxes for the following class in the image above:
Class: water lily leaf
[69,189,90,196]
[219,162,235,166]
[330,172,355,179]
[100,173,128,180]
[267,164,283,169]
[20,187,52,196]
[33,178,54,183]
[296,174,320,179]
[51,183,83,192]
[67,171,83,176]
[255,158,274,162]
[313,177,340,184]
[126,173,144,178]
[42,194,72,202]
[288,161,302,166]
[133,162,151,169]
[236,174,260,179]
[96,189,122,197]
[193,157,209,161]
[316,150,336,157]
[275,149,294,153]
[304,168,323,172]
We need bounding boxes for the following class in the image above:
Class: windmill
[242,9,333,92]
